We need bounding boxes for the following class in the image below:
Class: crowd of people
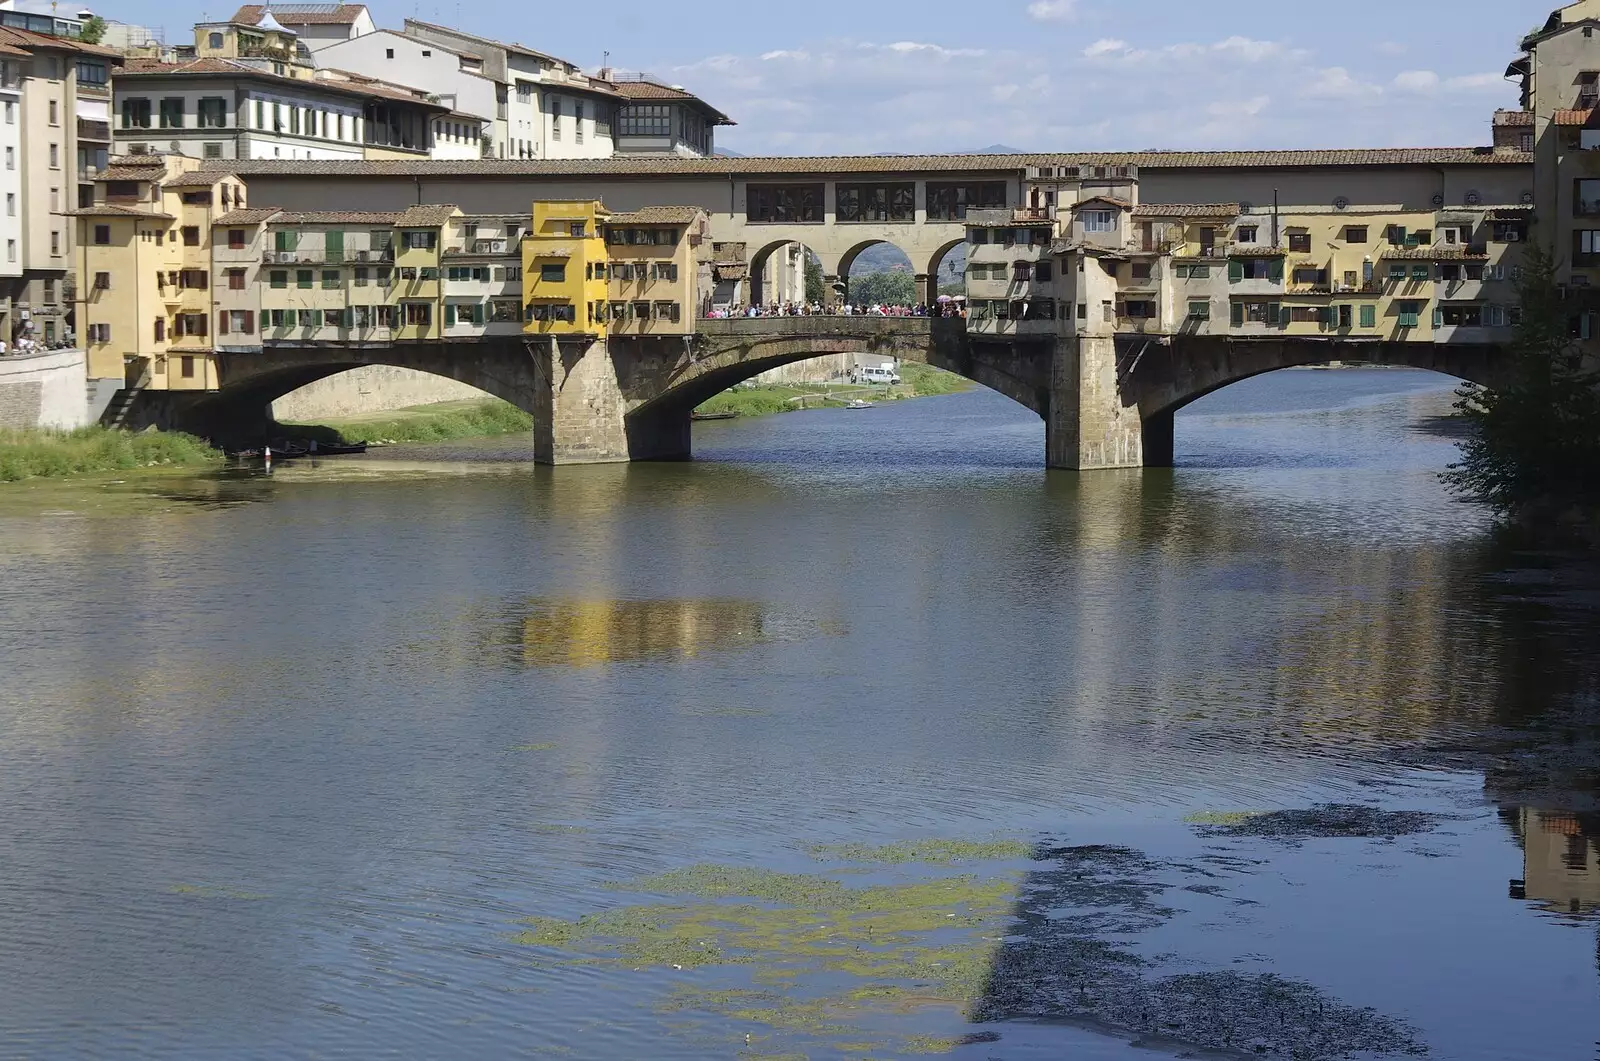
[701,300,967,320]
[0,335,74,356]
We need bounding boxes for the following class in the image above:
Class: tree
[847,270,916,307]
[804,257,823,304]
[1444,244,1600,518]
[78,15,106,45]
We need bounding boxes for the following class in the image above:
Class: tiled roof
[1380,246,1489,260]
[1132,203,1241,217]
[232,4,368,25]
[207,147,1531,180]
[1494,109,1535,126]
[1554,108,1599,126]
[162,171,238,188]
[273,210,406,224]
[0,25,121,57]
[63,204,175,218]
[1073,195,1132,210]
[214,208,282,224]
[600,78,730,123]
[100,163,167,182]
[119,58,448,108]
[605,206,705,225]
[396,204,460,227]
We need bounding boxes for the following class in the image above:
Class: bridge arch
[1124,336,1505,466]
[749,239,822,309]
[837,239,920,306]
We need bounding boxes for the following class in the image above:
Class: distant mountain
[713,148,745,157]
[967,143,1030,154]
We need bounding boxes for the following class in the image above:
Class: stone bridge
[129,318,1506,469]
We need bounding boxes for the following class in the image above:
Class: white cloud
[1376,40,1408,56]
[1027,0,1078,21]
[663,31,1517,156]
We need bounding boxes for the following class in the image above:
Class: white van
[859,364,901,385]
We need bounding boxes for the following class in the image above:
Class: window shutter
[1228,259,1243,283]
[243,311,254,334]
[1433,308,1444,328]
[473,302,484,325]
[444,304,455,326]
[196,314,207,337]
[218,309,228,335]
[344,308,353,329]
[1268,258,1284,283]
[1230,302,1243,327]
[1267,303,1281,325]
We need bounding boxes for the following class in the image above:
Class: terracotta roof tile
[99,163,167,182]
[0,25,121,57]
[1495,109,1535,126]
[214,208,282,224]
[604,206,706,225]
[1554,108,1599,126]
[162,171,238,188]
[120,58,448,109]
[64,204,175,218]
[396,204,459,227]
[272,210,405,224]
[1380,246,1489,260]
[600,79,731,123]
[208,147,1530,180]
[1132,202,1241,218]
[232,4,369,25]
[1073,195,1132,210]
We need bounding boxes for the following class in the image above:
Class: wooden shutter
[1267,258,1284,283]
[217,309,228,335]
[1230,301,1243,327]
[1267,303,1281,325]
[243,311,254,334]
[1228,259,1243,283]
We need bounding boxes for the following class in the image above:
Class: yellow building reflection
[1508,808,1600,917]
[491,598,774,668]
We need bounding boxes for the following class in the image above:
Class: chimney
[598,66,613,82]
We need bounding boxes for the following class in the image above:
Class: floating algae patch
[514,859,1022,1055]
[807,839,1034,865]
[1189,804,1448,842]
[1182,810,1266,827]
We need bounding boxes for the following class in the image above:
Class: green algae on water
[1182,810,1265,827]
[806,839,1033,865]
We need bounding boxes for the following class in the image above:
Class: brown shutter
[195,314,207,337]
[218,310,229,335]
[242,311,254,334]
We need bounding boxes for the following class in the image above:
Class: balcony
[262,248,392,265]
[77,119,110,143]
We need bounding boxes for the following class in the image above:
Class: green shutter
[1433,308,1444,328]
[1360,304,1376,328]
[444,303,456,326]
[1319,306,1334,327]
[1228,259,1243,283]
[1268,258,1284,284]
[1230,301,1243,327]
[324,230,344,261]
[344,308,353,329]
[473,302,485,325]
[1267,303,1281,325]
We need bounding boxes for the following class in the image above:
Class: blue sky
[122,0,1542,154]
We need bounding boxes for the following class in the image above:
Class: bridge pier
[531,336,635,464]
[1045,335,1148,471]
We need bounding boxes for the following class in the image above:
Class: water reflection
[1507,809,1600,917]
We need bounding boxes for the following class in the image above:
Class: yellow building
[69,154,248,389]
[523,200,609,337]
[192,12,303,71]
[391,204,458,340]
[602,206,709,335]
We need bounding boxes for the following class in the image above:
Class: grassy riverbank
[0,426,222,482]
[694,363,970,419]
[280,398,534,445]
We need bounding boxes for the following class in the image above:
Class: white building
[441,215,525,337]
[313,29,493,158]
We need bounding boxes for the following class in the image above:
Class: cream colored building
[601,206,707,335]
[68,154,248,389]
[441,214,526,337]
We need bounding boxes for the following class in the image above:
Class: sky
[130,0,1547,155]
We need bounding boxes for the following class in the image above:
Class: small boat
[308,441,369,456]
[845,399,875,410]
[690,410,739,422]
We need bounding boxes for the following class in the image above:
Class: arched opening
[839,240,918,310]
[1152,363,1474,470]
[748,239,820,311]
[269,365,495,424]
[927,239,969,314]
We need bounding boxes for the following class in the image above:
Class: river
[0,369,1597,1060]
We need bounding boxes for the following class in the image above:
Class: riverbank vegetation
[693,363,970,419]
[1444,247,1600,544]
[280,397,534,445]
[0,426,222,482]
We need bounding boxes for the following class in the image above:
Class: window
[92,271,110,290]
[49,231,59,256]
[746,183,825,223]
[926,182,1007,221]
[836,182,916,223]
[503,265,522,280]
[3,146,10,170]
[1576,230,1600,266]
[375,305,397,328]
[1492,219,1528,242]
[3,102,10,123]
[551,97,562,141]
[48,143,58,169]
[568,222,586,238]
[1034,260,1053,282]
[1291,267,1328,286]
[227,269,246,290]
[323,309,344,327]
[402,231,437,250]
[182,226,199,247]
[1187,300,1210,319]
[121,97,152,128]
[180,356,195,379]
[209,31,224,48]
[197,98,227,128]
[1233,301,1279,325]
[159,97,184,129]
[575,102,584,144]
[1082,209,1116,233]
[1130,262,1152,281]
[354,267,368,286]
[174,312,207,337]
[1229,257,1281,281]
[77,58,108,85]
[1236,225,1259,243]
[404,302,432,326]
[1411,264,1430,281]
[1397,300,1422,328]
[153,318,165,341]
[1344,226,1368,243]
[322,270,340,289]
[618,103,671,136]
[93,224,110,245]
[269,269,287,288]
[1287,232,1312,253]
[87,323,110,343]
[540,263,566,283]
[1288,306,1322,323]
[1120,299,1157,319]
[296,269,313,289]
[47,99,56,125]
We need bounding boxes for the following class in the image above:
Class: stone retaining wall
[0,349,88,430]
